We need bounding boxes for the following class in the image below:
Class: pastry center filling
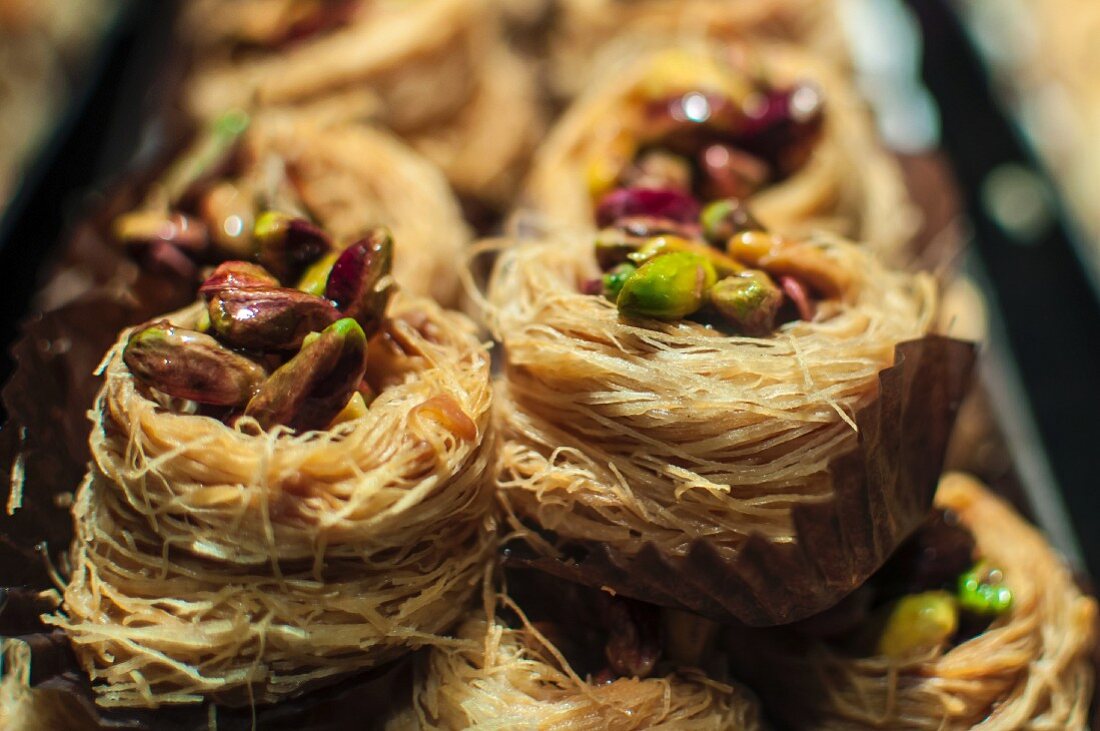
[581,66,842,335]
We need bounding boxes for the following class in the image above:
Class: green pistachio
[123,321,267,406]
[297,252,340,296]
[595,229,643,270]
[252,211,333,283]
[617,252,717,320]
[602,263,637,301]
[708,270,783,335]
[700,198,763,245]
[628,235,746,277]
[244,317,368,432]
[958,562,1013,615]
[876,591,959,659]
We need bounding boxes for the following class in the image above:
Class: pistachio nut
[324,228,395,336]
[876,591,959,659]
[700,198,763,245]
[957,562,1013,616]
[199,260,280,298]
[123,321,267,406]
[780,275,815,322]
[296,251,340,297]
[602,263,637,301]
[595,186,701,229]
[244,317,368,432]
[735,82,824,175]
[253,210,333,283]
[699,143,771,200]
[208,286,340,351]
[728,232,850,298]
[624,150,692,191]
[629,235,745,277]
[617,251,717,320]
[603,596,661,680]
[595,229,642,270]
[709,270,783,335]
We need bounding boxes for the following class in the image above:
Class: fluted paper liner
[507,335,976,626]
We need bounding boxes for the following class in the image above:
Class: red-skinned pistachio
[199,261,280,298]
[123,321,267,406]
[208,286,340,351]
[595,186,701,229]
[244,317,368,432]
[324,228,395,336]
[253,211,333,283]
[602,596,662,679]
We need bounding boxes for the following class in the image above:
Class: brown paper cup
[507,335,976,626]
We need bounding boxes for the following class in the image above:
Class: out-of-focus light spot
[223,215,244,238]
[680,92,711,123]
[981,164,1055,244]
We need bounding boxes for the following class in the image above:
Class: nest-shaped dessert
[107,113,469,307]
[727,473,1097,729]
[525,41,918,265]
[484,230,974,624]
[393,574,765,730]
[44,294,496,708]
[548,0,848,100]
[180,0,543,209]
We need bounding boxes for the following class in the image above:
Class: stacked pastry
[0,2,1095,730]
[48,223,497,709]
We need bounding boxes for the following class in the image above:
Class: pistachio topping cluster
[581,76,842,333]
[112,110,314,281]
[797,509,1014,660]
[588,199,848,333]
[123,219,396,433]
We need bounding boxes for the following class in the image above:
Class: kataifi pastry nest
[181,0,544,210]
[483,230,975,625]
[728,473,1097,730]
[231,115,470,305]
[548,0,848,100]
[392,580,766,730]
[525,41,918,265]
[43,294,496,709]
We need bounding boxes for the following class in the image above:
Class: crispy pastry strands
[44,295,497,708]
[526,41,918,265]
[486,229,935,563]
[182,0,543,209]
[183,0,488,133]
[395,587,765,730]
[245,115,470,306]
[549,0,848,100]
[730,473,1097,730]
